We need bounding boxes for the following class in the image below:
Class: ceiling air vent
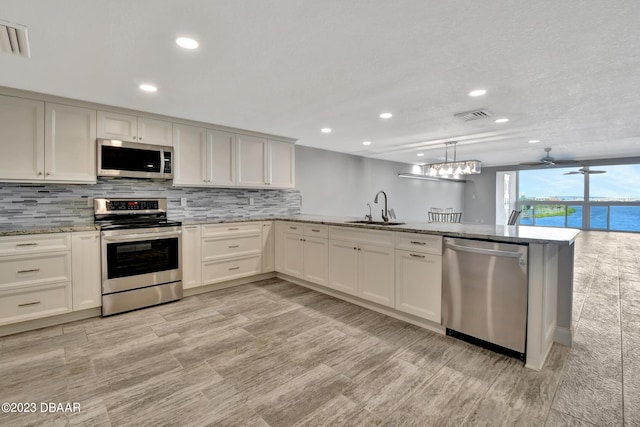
[454,109,492,122]
[0,20,31,58]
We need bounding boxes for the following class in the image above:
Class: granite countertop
[0,224,99,236]
[274,215,580,245]
[1,215,580,244]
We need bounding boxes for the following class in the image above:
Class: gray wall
[296,146,464,222]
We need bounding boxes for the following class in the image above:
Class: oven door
[101,227,182,294]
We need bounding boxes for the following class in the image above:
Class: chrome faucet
[374,190,389,223]
[365,203,373,222]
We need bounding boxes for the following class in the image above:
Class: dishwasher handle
[444,240,524,259]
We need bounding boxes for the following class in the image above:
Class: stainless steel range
[94,197,182,316]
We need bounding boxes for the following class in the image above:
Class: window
[516,164,640,232]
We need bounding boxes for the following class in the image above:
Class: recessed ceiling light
[528,139,541,144]
[417,153,424,157]
[468,89,487,97]
[495,118,509,123]
[139,84,157,92]
[176,37,199,50]
[321,128,332,133]
[379,112,393,119]
[362,141,371,145]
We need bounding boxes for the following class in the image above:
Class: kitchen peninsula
[0,215,578,371]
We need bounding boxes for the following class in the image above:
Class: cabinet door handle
[16,243,38,247]
[37,172,43,176]
[228,227,239,231]
[289,226,297,230]
[228,245,240,248]
[185,226,197,230]
[18,301,41,307]
[410,253,425,258]
[228,266,240,271]
[311,229,321,232]
[17,268,40,274]
[132,136,137,140]
[410,241,427,245]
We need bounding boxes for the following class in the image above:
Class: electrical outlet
[180,197,187,207]
[249,197,254,206]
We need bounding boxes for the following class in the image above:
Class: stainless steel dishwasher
[442,237,528,361]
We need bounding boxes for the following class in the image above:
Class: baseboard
[276,272,445,335]
[0,307,101,338]
[554,326,573,346]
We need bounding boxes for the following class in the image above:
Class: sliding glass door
[516,164,640,232]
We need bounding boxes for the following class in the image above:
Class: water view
[518,165,640,232]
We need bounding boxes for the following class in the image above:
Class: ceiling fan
[563,167,607,175]
[519,147,578,167]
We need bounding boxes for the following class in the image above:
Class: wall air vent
[454,109,492,122]
[0,20,31,58]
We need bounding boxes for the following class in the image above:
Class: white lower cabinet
[328,226,395,307]
[282,233,328,286]
[201,222,262,285]
[328,239,359,296]
[394,233,443,323]
[302,236,328,286]
[182,225,202,290]
[282,233,304,278]
[358,244,395,307]
[71,231,101,310]
[261,221,275,273]
[0,233,74,326]
[395,250,442,322]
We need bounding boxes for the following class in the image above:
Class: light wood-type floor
[0,231,638,426]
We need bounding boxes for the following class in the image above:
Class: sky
[519,164,640,200]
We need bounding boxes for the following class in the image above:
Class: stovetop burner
[94,197,181,230]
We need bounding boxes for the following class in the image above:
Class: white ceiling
[2,1,640,167]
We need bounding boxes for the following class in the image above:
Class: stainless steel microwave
[97,139,173,179]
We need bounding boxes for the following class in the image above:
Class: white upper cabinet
[0,96,96,184]
[0,95,45,181]
[97,111,136,141]
[235,134,295,188]
[45,103,97,183]
[173,123,208,186]
[208,129,236,186]
[236,134,267,187]
[138,117,173,146]
[97,111,172,146]
[173,126,237,187]
[267,140,295,188]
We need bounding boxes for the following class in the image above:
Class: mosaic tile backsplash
[0,178,302,229]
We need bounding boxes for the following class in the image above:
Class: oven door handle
[102,230,182,242]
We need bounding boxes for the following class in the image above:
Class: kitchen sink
[346,220,405,226]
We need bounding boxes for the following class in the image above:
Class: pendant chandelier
[423,141,481,177]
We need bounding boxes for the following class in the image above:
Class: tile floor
[0,231,638,426]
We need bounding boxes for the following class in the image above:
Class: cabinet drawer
[396,233,442,255]
[329,226,394,248]
[282,222,304,235]
[0,282,72,326]
[0,233,71,256]
[202,234,261,261]
[202,254,262,284]
[202,222,261,237]
[0,252,71,289]
[304,223,328,238]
